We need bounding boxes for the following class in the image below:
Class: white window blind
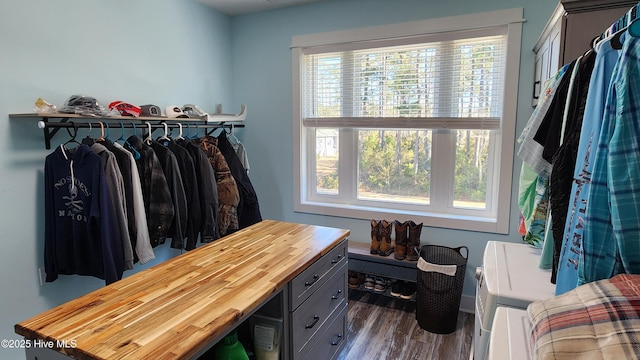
[302,28,507,130]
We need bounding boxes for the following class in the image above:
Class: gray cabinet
[289,240,348,360]
[532,0,636,106]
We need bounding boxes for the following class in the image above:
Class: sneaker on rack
[390,280,404,297]
[400,282,417,300]
[363,275,375,291]
[373,277,387,294]
[348,272,366,289]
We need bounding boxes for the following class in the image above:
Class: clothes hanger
[121,122,141,160]
[81,122,95,146]
[97,122,106,142]
[175,123,185,141]
[116,122,126,143]
[63,121,81,148]
[229,124,241,144]
[103,122,111,142]
[144,122,153,145]
[157,122,171,143]
[593,3,640,51]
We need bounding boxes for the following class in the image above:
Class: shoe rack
[347,241,418,302]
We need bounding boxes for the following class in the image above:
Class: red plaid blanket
[527,274,640,360]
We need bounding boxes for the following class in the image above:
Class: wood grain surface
[337,290,473,360]
[15,220,350,360]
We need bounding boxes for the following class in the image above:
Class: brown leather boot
[393,220,409,260]
[370,219,381,254]
[406,220,423,261]
[378,220,394,256]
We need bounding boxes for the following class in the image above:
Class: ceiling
[197,0,326,16]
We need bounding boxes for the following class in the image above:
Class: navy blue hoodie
[44,144,124,285]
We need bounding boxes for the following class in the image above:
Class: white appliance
[487,307,531,360]
[473,241,556,360]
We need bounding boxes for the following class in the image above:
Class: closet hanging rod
[36,120,244,149]
[36,120,243,130]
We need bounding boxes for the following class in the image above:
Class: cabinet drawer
[291,262,347,358]
[290,240,347,310]
[303,303,348,360]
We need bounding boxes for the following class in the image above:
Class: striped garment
[528,273,640,360]
[579,35,640,286]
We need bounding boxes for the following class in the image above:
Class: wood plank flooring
[337,289,473,360]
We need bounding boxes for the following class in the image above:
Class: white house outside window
[292,9,524,234]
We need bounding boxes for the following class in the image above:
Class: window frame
[292,8,524,234]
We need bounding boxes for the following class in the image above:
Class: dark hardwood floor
[337,289,474,360]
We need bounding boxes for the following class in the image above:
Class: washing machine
[473,241,556,360]
[487,307,531,360]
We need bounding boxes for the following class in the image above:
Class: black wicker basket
[415,245,468,334]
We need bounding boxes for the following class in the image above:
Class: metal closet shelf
[9,112,245,149]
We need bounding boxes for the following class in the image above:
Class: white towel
[417,257,457,276]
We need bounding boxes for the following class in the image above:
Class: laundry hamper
[415,245,468,334]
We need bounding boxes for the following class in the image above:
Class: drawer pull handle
[331,289,342,300]
[305,274,320,287]
[305,315,320,329]
[331,334,343,346]
[331,254,343,264]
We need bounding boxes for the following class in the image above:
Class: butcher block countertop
[15,220,350,360]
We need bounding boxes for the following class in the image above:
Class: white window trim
[292,8,524,234]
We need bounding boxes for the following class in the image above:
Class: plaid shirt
[529,274,640,359]
[579,36,640,286]
[126,135,175,247]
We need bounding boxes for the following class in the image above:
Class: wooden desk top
[15,220,350,359]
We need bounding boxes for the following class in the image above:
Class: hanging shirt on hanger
[557,37,622,294]
[44,144,124,285]
[126,135,174,247]
[518,64,571,176]
[167,140,202,251]
[91,142,134,271]
[217,132,262,229]
[579,34,640,286]
[98,139,139,261]
[179,139,221,242]
[113,141,155,264]
[150,140,188,250]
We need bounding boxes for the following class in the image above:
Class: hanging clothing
[126,135,174,247]
[150,140,188,250]
[194,136,240,237]
[113,142,154,264]
[232,141,250,173]
[556,37,622,294]
[518,64,571,176]
[532,60,577,165]
[523,172,550,249]
[217,132,262,229]
[44,144,124,285]
[98,139,138,260]
[549,50,596,284]
[180,139,221,242]
[91,143,134,271]
[545,54,583,283]
[579,34,640,286]
[167,140,202,250]
[518,65,568,249]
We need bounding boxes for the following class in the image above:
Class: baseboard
[460,294,475,314]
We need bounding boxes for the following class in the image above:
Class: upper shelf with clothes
[9,104,247,149]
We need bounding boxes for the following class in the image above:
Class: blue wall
[0,1,232,358]
[0,0,561,358]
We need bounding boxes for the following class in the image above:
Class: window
[292,9,523,234]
